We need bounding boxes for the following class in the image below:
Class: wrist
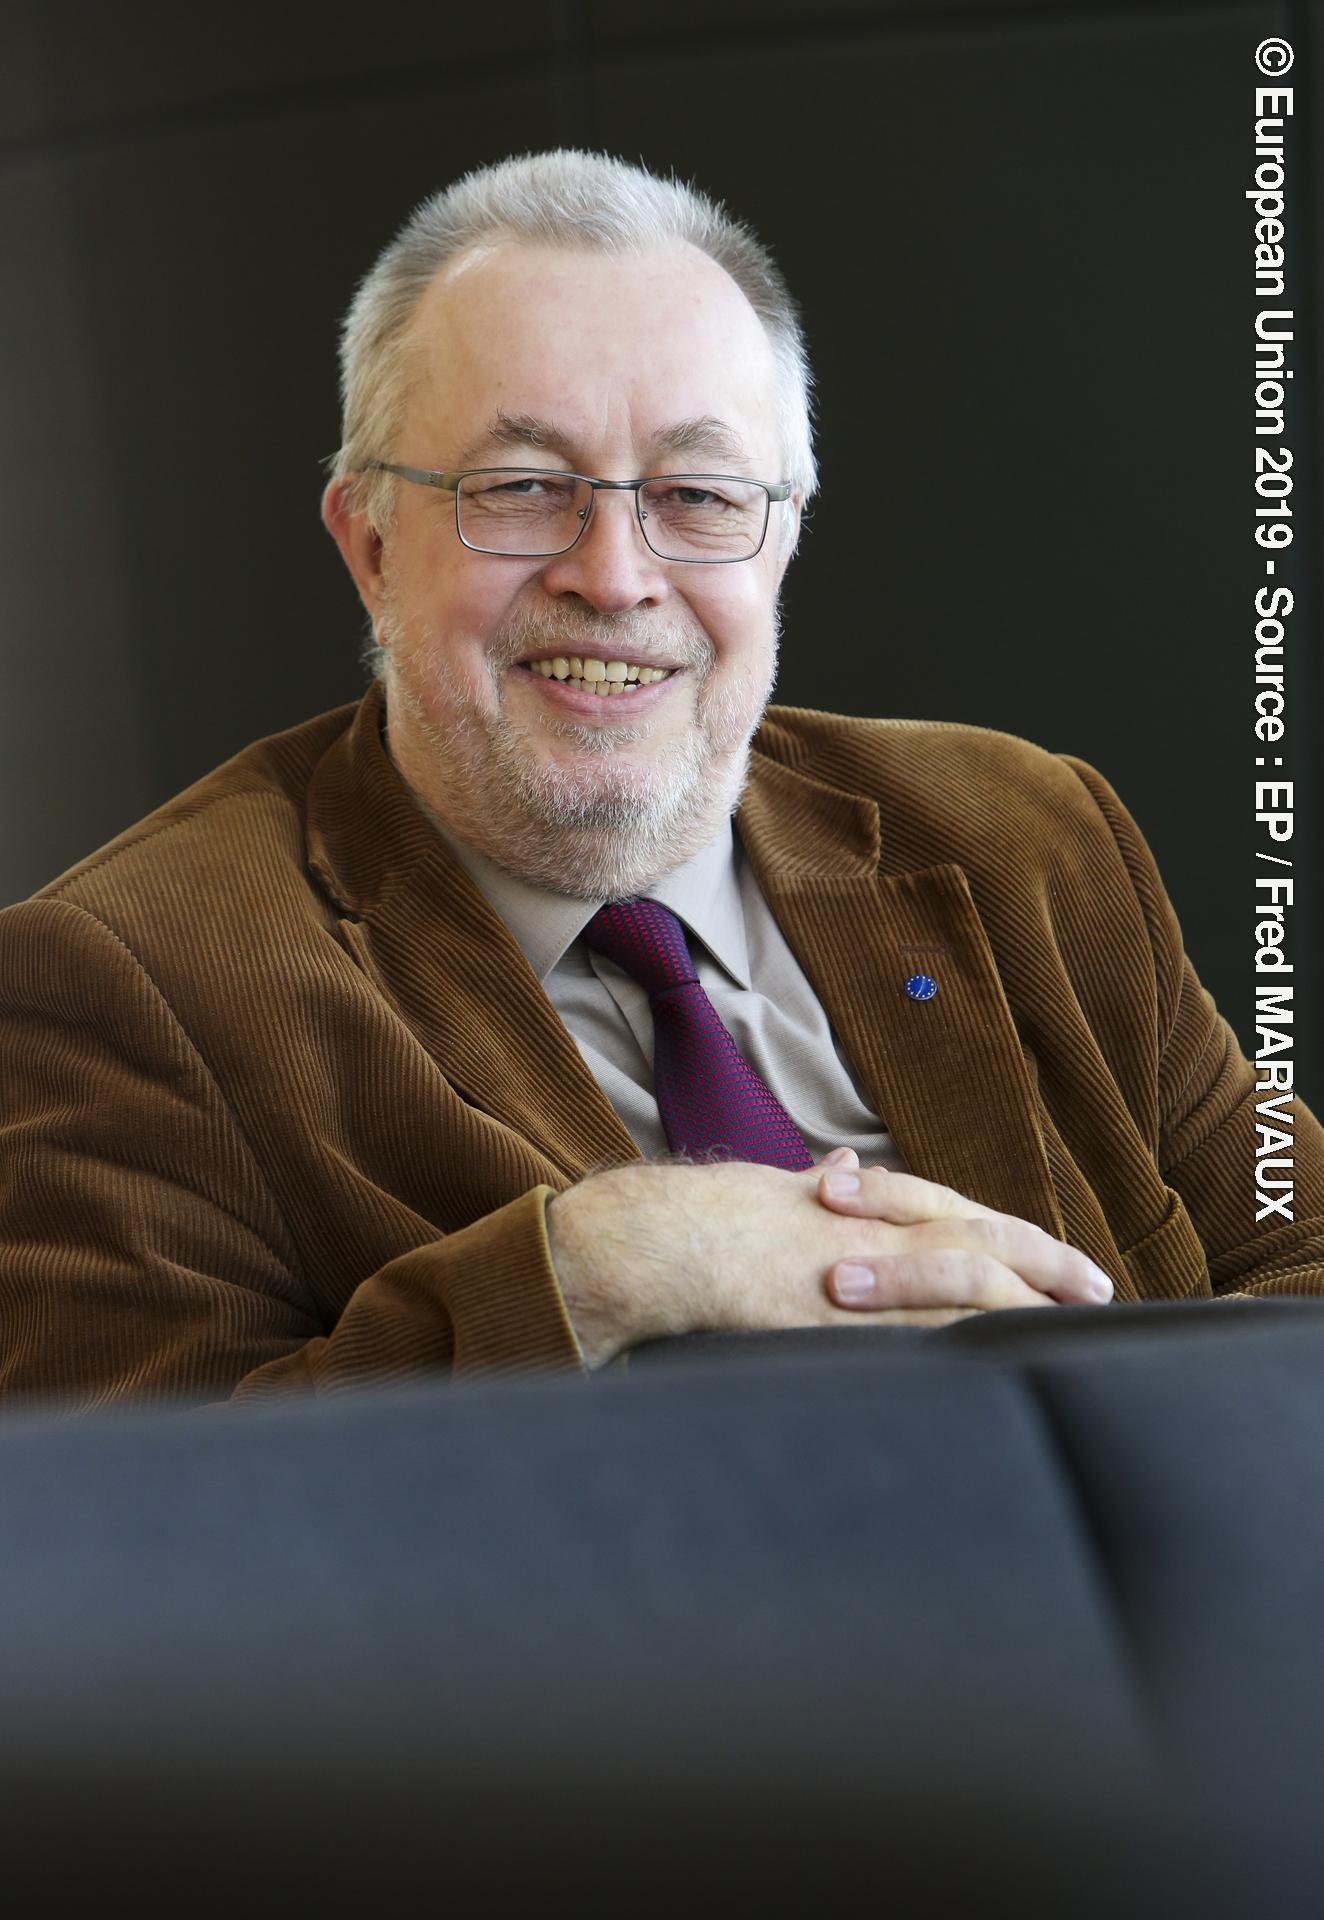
[546,1161,698,1367]
[546,1165,643,1368]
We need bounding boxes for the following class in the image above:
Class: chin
[490,740,751,899]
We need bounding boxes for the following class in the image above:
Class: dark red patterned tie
[583,898,814,1170]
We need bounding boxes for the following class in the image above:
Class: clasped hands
[547,1146,1114,1370]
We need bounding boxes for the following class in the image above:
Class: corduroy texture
[0,683,1320,1412]
[583,898,814,1170]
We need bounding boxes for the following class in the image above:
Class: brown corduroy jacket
[1,681,1321,1411]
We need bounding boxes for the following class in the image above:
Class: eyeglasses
[364,463,792,564]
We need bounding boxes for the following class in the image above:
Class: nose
[537,486,670,614]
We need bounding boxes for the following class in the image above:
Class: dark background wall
[2,0,1319,1109]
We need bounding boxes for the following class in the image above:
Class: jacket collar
[304,685,1061,1233]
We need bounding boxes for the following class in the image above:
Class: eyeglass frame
[363,461,794,564]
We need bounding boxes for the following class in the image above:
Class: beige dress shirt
[437,817,909,1172]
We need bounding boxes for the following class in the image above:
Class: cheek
[701,586,777,677]
[404,559,535,658]
[688,572,767,649]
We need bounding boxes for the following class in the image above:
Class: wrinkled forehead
[399,238,783,470]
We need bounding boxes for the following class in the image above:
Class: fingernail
[833,1263,875,1302]
[1089,1271,1114,1302]
[823,1172,860,1198]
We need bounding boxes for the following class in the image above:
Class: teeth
[522,655,673,690]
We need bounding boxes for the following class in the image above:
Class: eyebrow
[453,410,754,473]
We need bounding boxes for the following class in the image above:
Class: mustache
[486,605,714,676]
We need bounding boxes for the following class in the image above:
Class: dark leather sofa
[3,1298,1323,1914]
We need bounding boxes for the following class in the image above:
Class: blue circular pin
[904,972,938,1002]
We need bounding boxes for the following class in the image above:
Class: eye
[648,483,735,510]
[474,475,545,497]
[465,472,579,499]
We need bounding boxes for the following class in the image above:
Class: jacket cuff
[441,1184,588,1377]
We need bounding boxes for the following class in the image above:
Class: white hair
[331,149,818,541]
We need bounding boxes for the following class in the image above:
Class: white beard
[378,595,780,900]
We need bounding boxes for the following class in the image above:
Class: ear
[773,488,805,580]
[322,475,387,622]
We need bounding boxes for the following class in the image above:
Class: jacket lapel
[739,753,1063,1237]
[304,685,639,1182]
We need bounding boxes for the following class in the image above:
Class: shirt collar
[431,815,752,989]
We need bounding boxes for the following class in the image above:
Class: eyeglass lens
[457,471,768,560]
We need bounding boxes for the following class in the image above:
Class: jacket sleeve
[0,897,586,1414]
[1061,758,1324,1296]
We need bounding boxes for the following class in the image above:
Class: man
[1,150,1321,1409]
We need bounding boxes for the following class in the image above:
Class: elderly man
[1,150,1321,1408]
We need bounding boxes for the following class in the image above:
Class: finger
[817,1146,860,1171]
[903,1212,1113,1305]
[827,1249,1058,1314]
[818,1164,1000,1227]
[818,1167,1113,1305]
[832,1306,986,1330]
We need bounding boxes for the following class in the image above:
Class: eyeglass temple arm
[364,461,459,492]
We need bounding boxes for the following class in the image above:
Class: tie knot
[583,899,699,998]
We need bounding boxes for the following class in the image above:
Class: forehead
[402,239,780,462]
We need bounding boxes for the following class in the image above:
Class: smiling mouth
[517,653,677,696]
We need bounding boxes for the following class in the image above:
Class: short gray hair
[331,149,818,538]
